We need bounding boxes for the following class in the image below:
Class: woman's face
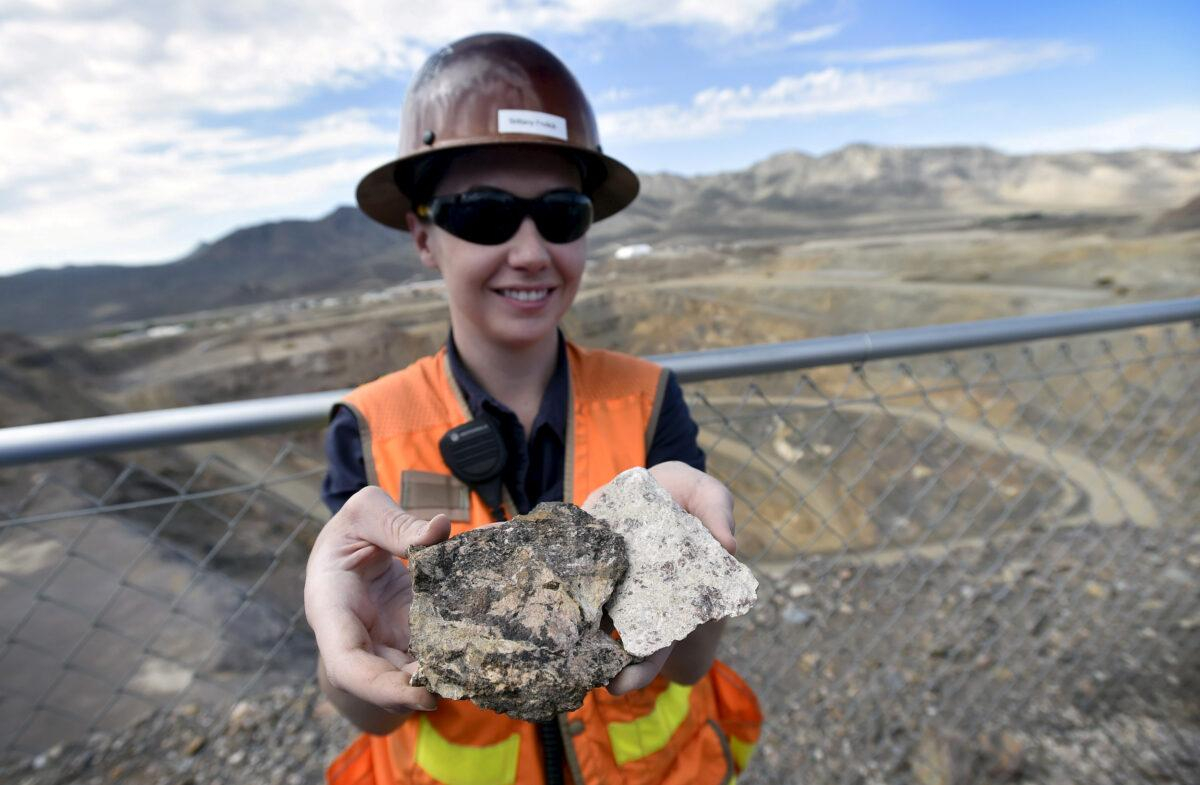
[407,148,587,353]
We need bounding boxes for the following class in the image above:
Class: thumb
[374,509,451,556]
[606,644,673,696]
[407,512,452,549]
[339,487,452,556]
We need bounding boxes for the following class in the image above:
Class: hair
[395,155,452,210]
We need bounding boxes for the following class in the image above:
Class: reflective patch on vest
[401,470,471,520]
[730,735,755,771]
[606,682,694,766]
[414,715,520,785]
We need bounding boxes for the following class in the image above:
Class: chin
[490,318,561,349]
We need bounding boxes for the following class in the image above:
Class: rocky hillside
[1155,192,1200,232]
[0,333,110,427]
[4,144,1199,336]
[0,208,425,336]
[587,145,1200,247]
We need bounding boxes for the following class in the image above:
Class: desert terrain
[1,145,1199,783]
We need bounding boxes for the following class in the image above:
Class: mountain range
[3,144,1198,336]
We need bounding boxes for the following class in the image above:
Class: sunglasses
[416,188,593,245]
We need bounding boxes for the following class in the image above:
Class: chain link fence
[1,306,1198,784]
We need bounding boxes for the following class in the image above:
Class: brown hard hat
[356,32,639,231]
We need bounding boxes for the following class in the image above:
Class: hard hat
[356,32,639,231]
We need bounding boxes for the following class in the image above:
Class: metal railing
[1,297,1198,784]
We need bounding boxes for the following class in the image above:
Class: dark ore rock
[408,502,632,721]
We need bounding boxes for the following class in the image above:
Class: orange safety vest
[327,342,762,785]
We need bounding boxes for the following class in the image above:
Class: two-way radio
[438,414,508,521]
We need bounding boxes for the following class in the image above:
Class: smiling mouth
[497,288,552,302]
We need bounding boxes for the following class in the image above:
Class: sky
[1,0,1198,276]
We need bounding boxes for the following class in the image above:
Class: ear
[406,212,439,271]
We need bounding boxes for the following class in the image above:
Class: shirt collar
[445,331,569,441]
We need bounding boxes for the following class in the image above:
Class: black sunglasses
[416,188,593,245]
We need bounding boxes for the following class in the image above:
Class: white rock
[788,581,813,598]
[584,467,758,657]
[614,243,652,260]
[781,604,814,625]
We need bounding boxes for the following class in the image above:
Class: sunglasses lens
[432,191,522,245]
[427,189,593,245]
[532,191,593,243]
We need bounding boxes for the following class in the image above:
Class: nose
[506,217,551,272]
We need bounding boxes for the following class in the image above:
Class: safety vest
[327,342,762,785]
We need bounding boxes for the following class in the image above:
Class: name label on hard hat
[498,109,568,141]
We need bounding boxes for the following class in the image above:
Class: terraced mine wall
[1,299,1197,785]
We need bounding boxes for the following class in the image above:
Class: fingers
[323,647,437,713]
[399,662,437,711]
[373,642,416,671]
[304,487,450,716]
[606,644,674,696]
[337,487,452,557]
[649,462,737,555]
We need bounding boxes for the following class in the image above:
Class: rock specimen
[584,467,758,657]
[407,503,632,721]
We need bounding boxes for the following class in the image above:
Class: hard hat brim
[356,139,640,232]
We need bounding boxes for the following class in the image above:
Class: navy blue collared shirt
[321,334,705,515]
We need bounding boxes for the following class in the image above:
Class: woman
[304,32,761,785]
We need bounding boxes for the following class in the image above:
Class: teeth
[502,289,549,302]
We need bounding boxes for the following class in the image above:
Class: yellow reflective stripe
[730,736,755,771]
[414,715,520,785]
[607,683,693,766]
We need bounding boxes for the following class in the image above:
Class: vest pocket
[400,469,471,520]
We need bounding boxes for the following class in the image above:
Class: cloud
[595,86,653,106]
[601,68,930,142]
[599,38,1087,144]
[1,0,796,272]
[822,39,1007,64]
[0,107,391,268]
[998,106,1200,153]
[525,0,789,34]
[787,23,842,46]
[820,38,1093,84]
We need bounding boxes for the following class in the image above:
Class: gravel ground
[3,521,1197,785]
[730,520,1200,785]
[0,682,356,785]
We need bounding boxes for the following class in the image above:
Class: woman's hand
[647,461,736,555]
[305,486,450,717]
[601,462,736,694]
